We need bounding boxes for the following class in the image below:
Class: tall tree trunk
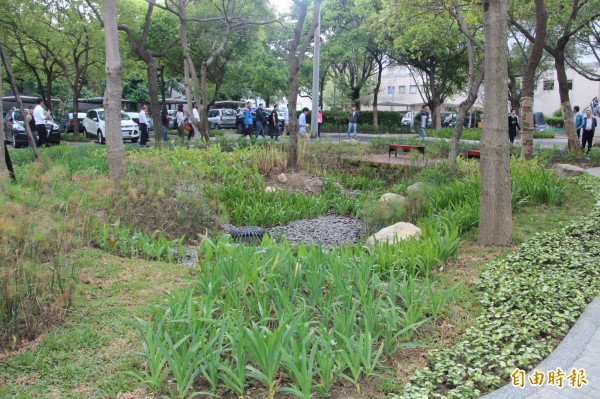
[520,0,547,159]
[288,58,300,170]
[0,62,6,177]
[0,44,39,161]
[199,61,211,140]
[373,57,383,129]
[554,47,579,155]
[479,0,512,246]
[103,0,126,181]
[147,58,162,143]
[429,71,442,130]
[73,86,81,135]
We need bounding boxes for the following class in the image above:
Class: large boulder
[551,163,586,178]
[379,193,406,203]
[278,173,288,183]
[366,222,421,248]
[305,177,324,194]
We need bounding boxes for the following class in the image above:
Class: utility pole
[310,6,321,136]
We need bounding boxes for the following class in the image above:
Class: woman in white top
[176,104,186,139]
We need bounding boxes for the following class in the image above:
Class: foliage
[392,174,600,398]
[545,116,564,128]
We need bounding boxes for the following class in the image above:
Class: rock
[305,177,324,194]
[265,186,280,193]
[365,222,421,248]
[278,173,288,184]
[379,193,406,203]
[407,182,425,192]
[342,139,360,145]
[551,163,586,177]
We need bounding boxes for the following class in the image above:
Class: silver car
[207,108,237,129]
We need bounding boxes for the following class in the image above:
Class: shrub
[545,116,564,128]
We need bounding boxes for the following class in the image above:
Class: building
[532,64,600,116]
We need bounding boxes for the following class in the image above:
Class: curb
[480,294,600,399]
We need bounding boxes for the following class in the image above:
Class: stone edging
[480,294,600,399]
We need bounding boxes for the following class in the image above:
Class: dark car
[58,112,87,133]
[533,112,547,131]
[235,107,285,134]
[3,107,60,148]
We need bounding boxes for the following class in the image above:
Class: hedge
[298,110,403,126]
[546,116,564,128]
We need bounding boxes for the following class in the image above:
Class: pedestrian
[161,106,169,141]
[255,103,267,138]
[270,104,280,140]
[347,105,359,139]
[413,104,430,142]
[25,106,35,133]
[176,104,186,140]
[317,106,323,139]
[574,105,584,139]
[243,101,253,137]
[189,102,199,139]
[508,108,520,144]
[33,98,50,147]
[299,107,310,135]
[591,96,599,116]
[138,104,149,147]
[582,109,597,153]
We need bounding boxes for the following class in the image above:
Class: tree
[479,0,512,246]
[287,0,322,170]
[103,0,126,180]
[511,0,600,155]
[0,58,6,178]
[447,0,485,168]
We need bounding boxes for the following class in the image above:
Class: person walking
[138,104,149,147]
[243,101,253,137]
[176,104,186,140]
[255,103,267,138]
[582,109,597,153]
[508,108,520,144]
[591,96,599,116]
[299,107,310,136]
[413,104,430,142]
[574,105,584,139]
[317,106,323,139]
[269,104,280,140]
[161,106,170,141]
[33,98,51,147]
[347,105,359,139]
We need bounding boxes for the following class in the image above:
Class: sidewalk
[481,295,600,399]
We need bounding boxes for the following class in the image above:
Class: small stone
[551,163,585,177]
[379,193,406,203]
[407,182,425,192]
[305,177,324,194]
[278,173,288,184]
[342,139,360,145]
[365,222,421,248]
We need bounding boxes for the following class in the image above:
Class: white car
[83,108,140,144]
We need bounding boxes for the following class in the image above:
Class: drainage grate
[229,226,268,244]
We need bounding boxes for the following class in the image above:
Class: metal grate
[229,226,268,244]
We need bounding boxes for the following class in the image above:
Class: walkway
[481,295,600,399]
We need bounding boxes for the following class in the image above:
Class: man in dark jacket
[255,103,267,138]
[508,108,520,144]
[347,106,359,139]
[582,109,597,153]
[270,104,280,140]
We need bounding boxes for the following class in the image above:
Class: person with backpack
[591,96,599,116]
[243,101,253,137]
[574,105,584,139]
[255,103,267,138]
[269,104,280,140]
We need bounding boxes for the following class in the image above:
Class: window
[543,80,555,91]
[387,86,394,94]
[409,85,418,94]
[567,80,573,90]
[398,86,406,94]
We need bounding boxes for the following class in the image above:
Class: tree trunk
[479,0,512,246]
[520,0,547,159]
[448,69,484,168]
[147,59,163,143]
[373,58,383,129]
[288,58,300,170]
[555,48,579,155]
[351,87,360,107]
[0,44,39,161]
[0,62,6,177]
[73,86,81,135]
[103,0,126,181]
[199,62,211,141]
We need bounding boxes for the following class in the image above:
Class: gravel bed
[178,215,364,265]
[267,214,364,250]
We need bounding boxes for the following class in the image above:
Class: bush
[546,116,564,128]
[320,110,402,126]
[320,123,408,134]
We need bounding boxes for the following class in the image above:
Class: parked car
[168,110,177,129]
[533,112,547,131]
[208,108,237,129]
[401,111,432,127]
[441,112,457,127]
[125,112,140,125]
[235,107,285,134]
[58,112,87,133]
[3,107,60,148]
[82,108,140,144]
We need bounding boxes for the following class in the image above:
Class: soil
[264,166,322,194]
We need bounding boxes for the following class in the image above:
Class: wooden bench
[467,150,481,159]
[389,144,425,157]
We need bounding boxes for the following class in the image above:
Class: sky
[271,0,293,14]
